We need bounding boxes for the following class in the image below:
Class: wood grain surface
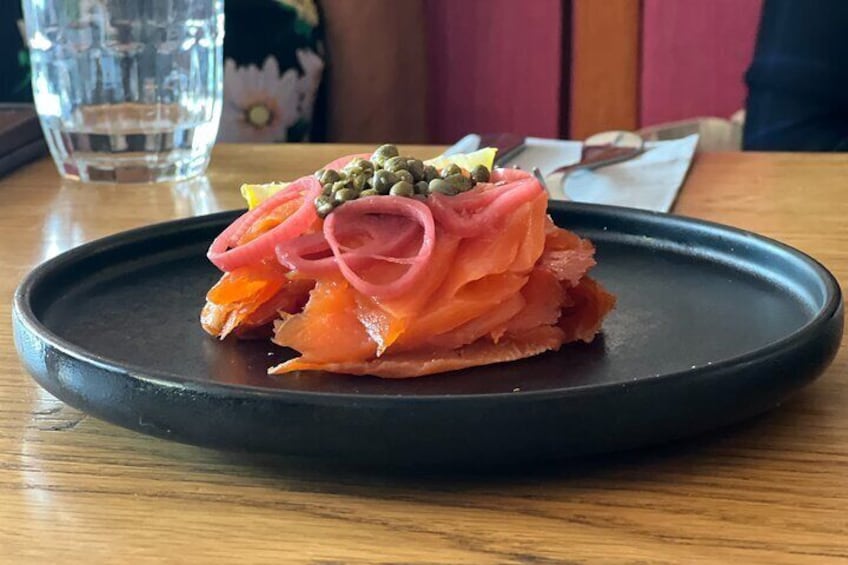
[1,146,846,564]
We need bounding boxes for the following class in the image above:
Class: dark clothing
[0,5,31,103]
[744,0,848,151]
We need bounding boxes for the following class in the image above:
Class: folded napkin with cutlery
[442,134,699,213]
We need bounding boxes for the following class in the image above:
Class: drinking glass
[22,0,224,183]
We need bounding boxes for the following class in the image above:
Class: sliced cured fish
[202,146,615,378]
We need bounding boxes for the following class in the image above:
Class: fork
[549,141,647,177]
[536,134,648,196]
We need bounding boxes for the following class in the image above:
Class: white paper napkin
[502,134,699,213]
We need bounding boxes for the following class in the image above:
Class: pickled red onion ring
[207,176,322,272]
[427,168,543,238]
[275,231,335,274]
[276,214,421,276]
[323,197,436,299]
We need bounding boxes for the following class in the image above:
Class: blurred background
[0,0,762,146]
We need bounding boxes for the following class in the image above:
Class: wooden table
[1,146,846,564]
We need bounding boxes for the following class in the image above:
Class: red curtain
[424,0,565,143]
[322,0,566,144]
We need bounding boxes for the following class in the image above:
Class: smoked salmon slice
[201,147,615,378]
[270,326,568,379]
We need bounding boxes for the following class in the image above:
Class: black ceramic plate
[13,202,843,467]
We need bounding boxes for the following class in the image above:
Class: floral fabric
[220,0,325,143]
[1,1,325,143]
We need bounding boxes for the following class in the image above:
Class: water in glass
[23,0,224,183]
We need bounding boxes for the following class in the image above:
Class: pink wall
[425,0,563,144]
[640,0,762,127]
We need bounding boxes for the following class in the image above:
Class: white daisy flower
[219,55,298,143]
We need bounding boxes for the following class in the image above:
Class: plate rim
[13,201,844,404]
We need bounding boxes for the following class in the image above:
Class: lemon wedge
[240,182,290,210]
[424,147,498,173]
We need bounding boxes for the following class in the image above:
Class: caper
[412,194,427,202]
[360,188,379,197]
[395,169,414,184]
[334,188,358,203]
[384,155,409,173]
[344,165,364,178]
[371,169,398,194]
[319,169,341,185]
[407,159,425,181]
[314,196,335,218]
[415,181,430,195]
[372,144,399,166]
[445,173,473,192]
[321,184,332,196]
[350,173,368,191]
[389,181,415,197]
[314,168,325,179]
[346,157,370,171]
[470,164,490,183]
[423,165,438,182]
[428,178,459,196]
[358,159,375,175]
[441,164,462,178]
[331,180,349,193]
